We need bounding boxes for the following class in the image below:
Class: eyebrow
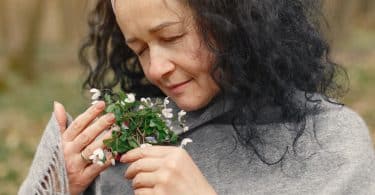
[125,21,182,44]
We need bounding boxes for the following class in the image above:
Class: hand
[120,146,217,195]
[54,101,115,195]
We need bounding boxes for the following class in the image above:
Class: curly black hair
[79,0,348,164]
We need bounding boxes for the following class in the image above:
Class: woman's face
[114,0,219,111]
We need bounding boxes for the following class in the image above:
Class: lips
[167,79,192,94]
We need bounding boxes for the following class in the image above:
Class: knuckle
[71,120,83,131]
[65,159,78,175]
[78,133,91,145]
[101,116,113,127]
[159,170,172,185]
[139,148,147,159]
[132,175,141,188]
[165,159,177,170]
[88,106,98,116]
[134,162,142,173]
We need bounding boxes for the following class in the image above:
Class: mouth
[167,79,192,94]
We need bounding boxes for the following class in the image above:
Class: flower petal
[125,93,136,103]
[90,88,100,93]
[179,138,193,148]
[145,136,158,144]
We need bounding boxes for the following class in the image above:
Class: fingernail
[119,154,127,163]
[54,101,61,110]
[106,113,115,122]
[95,101,105,109]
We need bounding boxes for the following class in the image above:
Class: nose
[146,46,175,81]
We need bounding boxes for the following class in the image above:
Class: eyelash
[136,34,185,56]
[161,34,185,42]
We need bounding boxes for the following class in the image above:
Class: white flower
[162,108,173,118]
[140,143,152,148]
[165,119,172,127]
[163,97,170,108]
[145,136,157,144]
[178,110,187,122]
[93,148,105,159]
[140,97,147,103]
[179,138,193,148]
[138,105,145,110]
[110,124,120,132]
[140,97,154,107]
[124,93,136,103]
[90,88,101,100]
[183,126,189,132]
[89,148,106,165]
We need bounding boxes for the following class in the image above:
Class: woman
[20,0,375,194]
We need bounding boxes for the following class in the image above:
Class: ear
[54,101,67,134]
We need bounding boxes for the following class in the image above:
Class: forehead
[115,0,191,34]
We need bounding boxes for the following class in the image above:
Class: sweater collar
[169,94,235,135]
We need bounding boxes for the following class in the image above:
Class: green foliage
[100,91,179,155]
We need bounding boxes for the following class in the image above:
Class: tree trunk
[0,0,9,92]
[8,0,45,81]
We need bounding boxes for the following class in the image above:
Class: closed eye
[136,33,186,56]
[161,33,185,43]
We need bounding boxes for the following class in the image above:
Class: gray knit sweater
[19,95,375,195]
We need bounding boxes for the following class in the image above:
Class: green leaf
[128,138,139,148]
[170,133,178,143]
[106,104,116,113]
[103,138,113,147]
[149,120,157,127]
[104,94,112,104]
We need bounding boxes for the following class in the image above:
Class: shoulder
[312,98,373,159]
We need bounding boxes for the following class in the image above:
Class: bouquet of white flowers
[89,88,190,164]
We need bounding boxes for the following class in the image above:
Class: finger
[63,101,105,141]
[133,188,154,195]
[132,172,157,190]
[125,158,161,179]
[73,113,115,151]
[79,130,113,166]
[120,146,177,163]
[54,101,67,133]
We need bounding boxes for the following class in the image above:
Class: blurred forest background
[0,0,374,194]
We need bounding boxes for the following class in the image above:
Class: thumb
[54,101,67,133]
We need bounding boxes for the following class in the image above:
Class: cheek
[189,45,215,73]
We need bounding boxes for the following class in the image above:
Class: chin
[173,96,212,112]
